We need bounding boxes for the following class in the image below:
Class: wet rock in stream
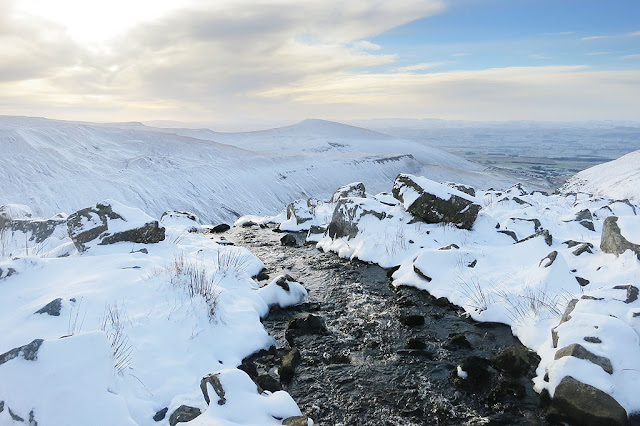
[223,225,550,425]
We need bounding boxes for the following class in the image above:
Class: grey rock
[555,343,613,374]
[576,277,590,286]
[548,376,627,426]
[539,251,558,268]
[517,229,552,246]
[99,221,165,246]
[0,339,44,365]
[280,347,301,383]
[34,298,62,316]
[283,416,310,426]
[446,182,476,197]
[493,345,540,376]
[160,210,198,223]
[613,284,639,304]
[600,216,640,259]
[285,199,317,226]
[584,336,602,344]
[285,313,327,345]
[256,374,281,392]
[153,407,168,421]
[169,405,201,426]
[552,299,578,348]
[573,243,594,256]
[330,182,366,203]
[497,229,518,242]
[210,224,231,233]
[392,174,480,230]
[280,234,297,247]
[200,373,226,405]
[575,209,593,221]
[327,198,386,240]
[580,220,596,231]
[67,202,165,251]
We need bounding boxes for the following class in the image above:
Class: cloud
[395,62,447,72]
[255,65,640,121]
[582,30,640,41]
[352,40,382,51]
[0,0,445,120]
[622,54,640,59]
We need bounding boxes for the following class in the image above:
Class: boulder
[285,313,327,345]
[493,345,539,376]
[280,234,297,247]
[326,198,386,240]
[169,405,201,426]
[554,343,613,374]
[330,182,366,203]
[392,174,480,230]
[547,376,627,426]
[67,201,165,252]
[210,224,231,233]
[280,347,301,383]
[600,216,640,259]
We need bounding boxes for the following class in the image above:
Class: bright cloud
[0,0,639,123]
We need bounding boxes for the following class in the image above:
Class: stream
[222,224,550,425]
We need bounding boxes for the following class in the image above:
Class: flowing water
[222,225,549,425]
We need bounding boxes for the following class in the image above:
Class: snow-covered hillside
[562,150,640,200]
[0,117,528,224]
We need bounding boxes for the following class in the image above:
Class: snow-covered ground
[253,176,640,420]
[562,150,640,201]
[0,203,308,425]
[0,116,536,226]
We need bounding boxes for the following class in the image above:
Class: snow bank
[0,201,306,425]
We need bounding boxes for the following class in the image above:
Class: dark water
[223,225,549,426]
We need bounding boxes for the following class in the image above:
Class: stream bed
[222,224,550,425]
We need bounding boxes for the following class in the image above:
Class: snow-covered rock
[600,216,640,259]
[330,182,366,203]
[392,174,481,230]
[67,200,165,252]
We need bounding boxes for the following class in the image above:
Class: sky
[1,0,639,126]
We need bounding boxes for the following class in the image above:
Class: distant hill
[1,116,531,222]
[562,150,640,200]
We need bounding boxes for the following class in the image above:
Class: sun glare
[14,0,188,45]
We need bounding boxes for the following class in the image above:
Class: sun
[14,0,189,45]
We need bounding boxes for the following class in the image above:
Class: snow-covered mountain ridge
[0,116,528,224]
[562,150,640,201]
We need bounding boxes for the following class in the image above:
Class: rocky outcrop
[392,174,480,230]
[600,216,640,259]
[67,201,165,252]
[547,376,627,426]
[330,182,366,203]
